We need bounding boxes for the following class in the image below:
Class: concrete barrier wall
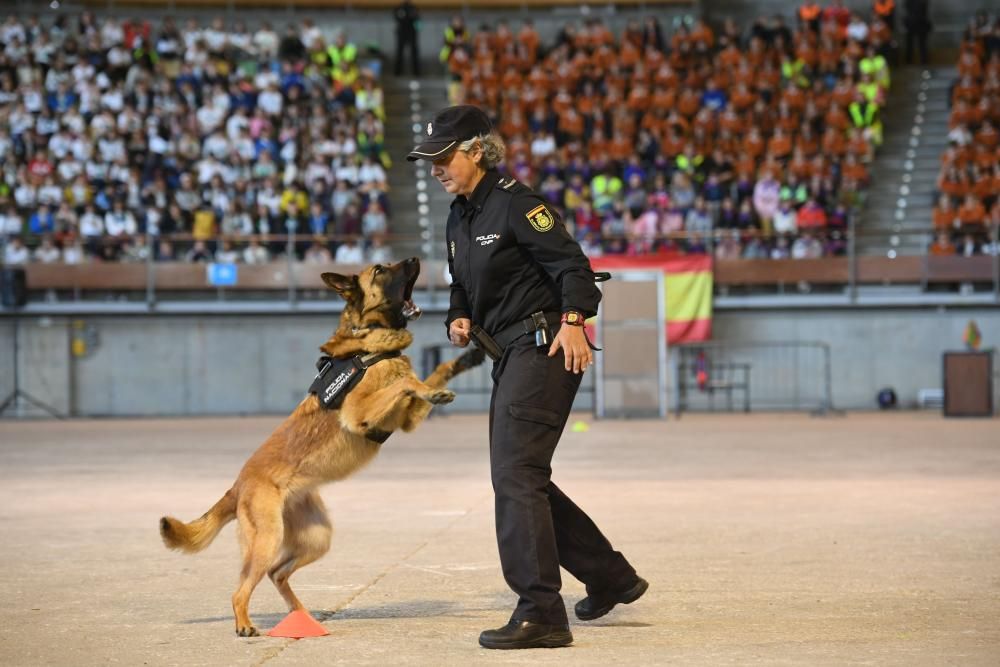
[0,313,527,417]
[0,307,996,416]
[713,308,1000,412]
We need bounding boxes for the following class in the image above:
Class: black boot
[575,577,649,621]
[478,620,573,649]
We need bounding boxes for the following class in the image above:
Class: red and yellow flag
[591,255,713,344]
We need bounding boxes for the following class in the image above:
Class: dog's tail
[159,489,237,554]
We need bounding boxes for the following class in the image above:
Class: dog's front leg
[402,348,487,430]
[423,347,486,389]
[339,378,454,437]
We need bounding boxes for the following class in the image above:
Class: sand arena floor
[0,412,998,666]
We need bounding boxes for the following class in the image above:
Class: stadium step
[383,75,453,260]
[858,65,954,257]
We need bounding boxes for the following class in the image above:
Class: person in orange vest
[798,2,822,34]
[873,0,896,33]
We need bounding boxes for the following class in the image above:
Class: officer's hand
[548,325,593,374]
[449,318,471,347]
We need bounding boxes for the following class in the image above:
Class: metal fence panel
[673,341,834,415]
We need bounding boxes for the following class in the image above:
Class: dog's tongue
[402,300,422,320]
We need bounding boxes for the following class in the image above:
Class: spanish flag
[590,255,713,344]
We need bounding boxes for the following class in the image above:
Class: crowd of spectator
[930,11,1000,258]
[442,5,895,260]
[0,12,394,268]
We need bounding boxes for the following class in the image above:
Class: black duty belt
[493,311,561,350]
[470,311,561,362]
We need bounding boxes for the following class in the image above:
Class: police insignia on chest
[450,240,456,258]
[526,204,555,233]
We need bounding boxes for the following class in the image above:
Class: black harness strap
[308,351,401,411]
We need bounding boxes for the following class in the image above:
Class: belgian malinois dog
[159,258,483,636]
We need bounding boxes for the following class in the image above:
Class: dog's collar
[308,351,401,415]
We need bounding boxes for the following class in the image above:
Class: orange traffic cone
[266,610,329,639]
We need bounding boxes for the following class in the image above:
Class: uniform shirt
[445,170,601,337]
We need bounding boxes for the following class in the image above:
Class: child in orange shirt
[929,231,955,256]
[767,128,794,160]
[958,194,986,228]
[933,194,959,230]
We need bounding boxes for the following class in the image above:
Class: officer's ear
[467,140,485,166]
[321,272,360,302]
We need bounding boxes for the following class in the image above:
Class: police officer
[408,105,647,650]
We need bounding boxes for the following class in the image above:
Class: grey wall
[0,311,585,417]
[0,316,71,417]
[1,306,996,417]
[713,307,1000,411]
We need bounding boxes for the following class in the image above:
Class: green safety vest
[439,27,459,63]
[859,55,887,78]
[327,43,357,69]
[781,58,809,87]
[780,183,808,203]
[311,50,328,69]
[590,174,622,208]
[849,101,878,127]
[857,81,881,104]
[676,153,704,172]
[133,45,159,65]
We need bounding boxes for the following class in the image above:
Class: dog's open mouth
[402,298,421,321]
[401,268,421,321]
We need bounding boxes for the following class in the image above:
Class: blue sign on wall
[207,263,238,286]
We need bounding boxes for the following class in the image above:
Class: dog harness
[309,352,402,443]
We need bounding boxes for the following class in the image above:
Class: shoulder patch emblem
[526,204,555,233]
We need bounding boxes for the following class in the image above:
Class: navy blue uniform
[444,170,601,336]
[444,169,637,625]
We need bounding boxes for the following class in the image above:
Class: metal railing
[672,341,836,415]
[2,226,998,310]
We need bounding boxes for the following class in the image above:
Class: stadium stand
[933,11,1000,256]
[0,13,392,267]
[440,8,893,260]
[0,4,995,298]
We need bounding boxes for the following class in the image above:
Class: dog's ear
[321,272,359,301]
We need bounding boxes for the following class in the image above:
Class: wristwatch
[561,311,585,326]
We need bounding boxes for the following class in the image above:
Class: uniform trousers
[488,330,637,625]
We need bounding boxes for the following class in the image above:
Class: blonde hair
[458,132,506,170]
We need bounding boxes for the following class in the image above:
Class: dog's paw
[236,625,259,637]
[424,389,456,405]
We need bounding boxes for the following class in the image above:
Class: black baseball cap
[406,105,493,162]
